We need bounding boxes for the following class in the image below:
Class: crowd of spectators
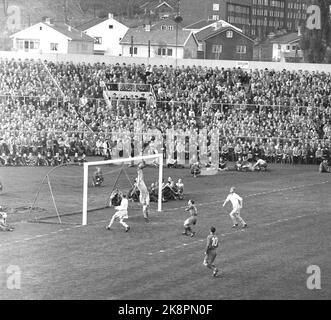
[0,57,331,168]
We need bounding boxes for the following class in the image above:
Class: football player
[223,187,247,228]
[137,161,151,222]
[106,194,130,232]
[182,200,197,237]
[203,226,219,277]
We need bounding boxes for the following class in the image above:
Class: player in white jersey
[222,187,247,228]
[106,194,130,232]
[137,161,151,222]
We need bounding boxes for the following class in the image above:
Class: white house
[77,13,129,56]
[120,23,198,59]
[270,32,302,62]
[10,19,94,54]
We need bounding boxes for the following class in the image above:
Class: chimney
[108,13,114,19]
[44,17,52,25]
[145,24,151,32]
[214,21,222,30]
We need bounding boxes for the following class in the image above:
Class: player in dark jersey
[203,226,219,277]
[218,156,229,171]
[182,199,197,237]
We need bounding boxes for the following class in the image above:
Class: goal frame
[82,153,164,225]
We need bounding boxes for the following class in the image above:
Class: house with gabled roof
[139,0,177,19]
[195,22,254,60]
[120,22,198,59]
[10,18,94,54]
[254,32,302,62]
[77,13,129,56]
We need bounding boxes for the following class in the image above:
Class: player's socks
[213,268,219,277]
[125,226,130,232]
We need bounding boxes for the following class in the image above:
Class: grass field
[0,163,330,300]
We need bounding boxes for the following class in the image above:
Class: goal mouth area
[28,154,163,225]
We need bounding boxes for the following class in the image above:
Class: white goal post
[82,153,164,225]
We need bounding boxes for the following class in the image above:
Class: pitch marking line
[145,212,317,256]
[0,181,328,249]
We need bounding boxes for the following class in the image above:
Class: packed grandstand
[0,58,330,167]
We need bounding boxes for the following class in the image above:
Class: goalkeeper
[137,161,151,223]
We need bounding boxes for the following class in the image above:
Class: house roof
[184,19,215,30]
[139,0,177,10]
[76,15,128,31]
[195,26,214,41]
[76,17,108,31]
[49,22,95,42]
[120,27,197,47]
[184,19,243,34]
[11,21,95,42]
[151,18,184,30]
[270,32,301,44]
[196,26,254,42]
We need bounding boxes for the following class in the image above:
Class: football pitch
[0,163,330,300]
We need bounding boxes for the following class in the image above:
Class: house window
[109,25,113,29]
[94,37,102,44]
[167,48,173,56]
[226,30,233,38]
[212,15,219,20]
[50,43,58,51]
[212,44,222,53]
[292,45,297,51]
[161,25,174,30]
[213,3,220,11]
[286,45,290,51]
[158,48,167,56]
[236,45,246,54]
[130,47,138,55]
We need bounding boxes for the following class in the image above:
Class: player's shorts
[184,216,197,226]
[114,210,128,220]
[230,207,241,215]
[204,250,217,266]
[140,192,150,206]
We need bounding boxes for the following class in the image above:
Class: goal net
[29,154,163,225]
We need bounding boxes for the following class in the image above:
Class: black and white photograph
[0,0,330,307]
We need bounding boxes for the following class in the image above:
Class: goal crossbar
[82,153,164,225]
